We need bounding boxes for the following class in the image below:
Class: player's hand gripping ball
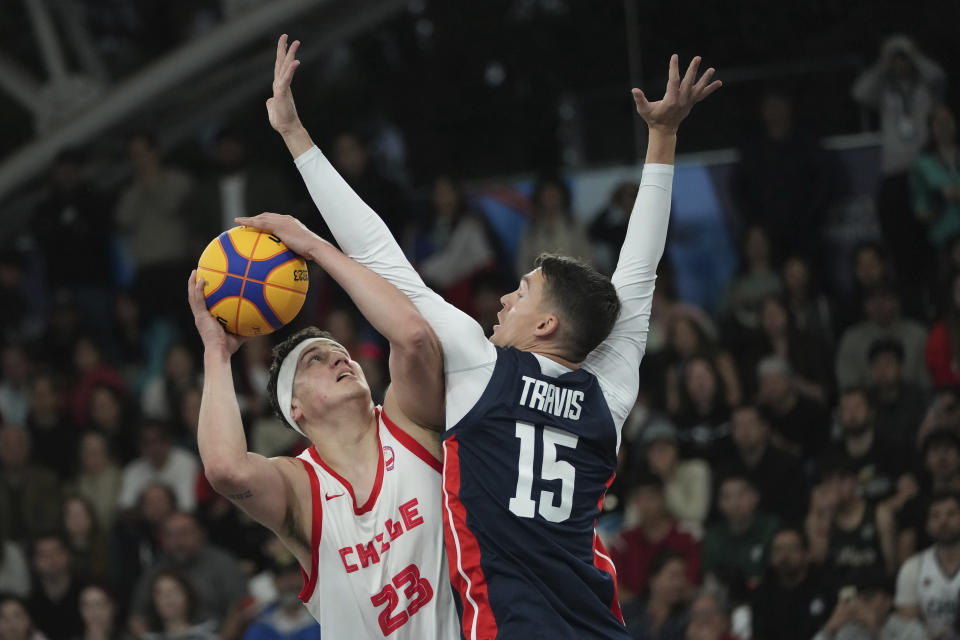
[196,226,309,336]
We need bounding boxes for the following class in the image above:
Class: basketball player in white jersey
[241,35,720,638]
[895,492,960,638]
[187,230,458,637]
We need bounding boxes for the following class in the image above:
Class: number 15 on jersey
[508,421,579,523]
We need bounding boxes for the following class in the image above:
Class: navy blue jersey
[441,347,629,640]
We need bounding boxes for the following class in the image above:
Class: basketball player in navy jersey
[242,34,721,639]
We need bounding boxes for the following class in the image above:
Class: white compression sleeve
[583,163,674,440]
[294,145,497,424]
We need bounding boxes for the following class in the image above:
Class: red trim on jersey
[594,471,623,623]
[597,471,616,510]
[593,532,624,624]
[298,458,323,603]
[307,423,384,516]
[380,408,442,473]
[442,436,498,639]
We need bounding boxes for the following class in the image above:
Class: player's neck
[524,344,581,370]
[306,403,379,487]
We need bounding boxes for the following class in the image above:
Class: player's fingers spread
[275,34,286,72]
[698,79,723,101]
[682,56,701,88]
[694,67,716,90]
[667,53,680,91]
[286,40,300,65]
[631,88,649,111]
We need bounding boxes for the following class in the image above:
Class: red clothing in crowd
[609,521,701,594]
[926,322,960,387]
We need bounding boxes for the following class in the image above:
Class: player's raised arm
[187,271,310,555]
[235,213,445,436]
[584,55,721,428]
[260,35,495,380]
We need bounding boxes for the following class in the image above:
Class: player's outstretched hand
[631,54,721,134]
[235,213,325,260]
[267,34,302,135]
[187,270,247,356]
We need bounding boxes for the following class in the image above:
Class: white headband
[276,337,341,436]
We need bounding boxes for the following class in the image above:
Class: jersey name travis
[518,375,584,420]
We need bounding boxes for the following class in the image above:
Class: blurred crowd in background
[3,4,960,639]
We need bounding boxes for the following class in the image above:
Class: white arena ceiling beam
[0,0,394,202]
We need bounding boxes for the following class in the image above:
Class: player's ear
[291,398,304,424]
[533,314,559,339]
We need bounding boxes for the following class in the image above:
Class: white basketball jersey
[296,407,458,639]
[917,548,960,636]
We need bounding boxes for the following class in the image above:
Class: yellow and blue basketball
[197,226,309,337]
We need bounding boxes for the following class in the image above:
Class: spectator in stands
[114,132,194,323]
[140,344,200,424]
[412,176,499,313]
[0,542,30,598]
[755,355,830,460]
[621,549,691,640]
[895,492,960,638]
[61,496,109,584]
[720,225,783,339]
[514,176,593,278]
[67,337,126,430]
[87,385,138,463]
[837,242,892,333]
[664,311,742,413]
[867,337,930,450]
[912,104,960,255]
[684,588,736,640]
[702,473,779,592]
[811,460,896,588]
[242,555,321,640]
[26,533,85,640]
[825,388,911,504]
[109,483,177,603]
[142,570,217,640]
[609,472,700,602]
[589,180,639,275]
[129,512,245,632]
[670,356,733,460]
[0,428,60,544]
[813,573,926,640]
[0,594,47,640]
[0,249,32,343]
[641,418,711,529]
[730,91,834,261]
[717,404,808,524]
[186,127,297,258]
[739,295,833,402]
[852,35,946,288]
[751,526,833,640]
[898,430,960,563]
[72,432,123,530]
[0,344,31,428]
[111,291,175,390]
[30,149,115,343]
[836,282,930,389]
[24,372,77,479]
[73,583,121,640]
[329,131,408,238]
[117,423,199,513]
[781,254,835,349]
[927,271,960,387]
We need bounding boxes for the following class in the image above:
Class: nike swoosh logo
[325,492,344,501]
